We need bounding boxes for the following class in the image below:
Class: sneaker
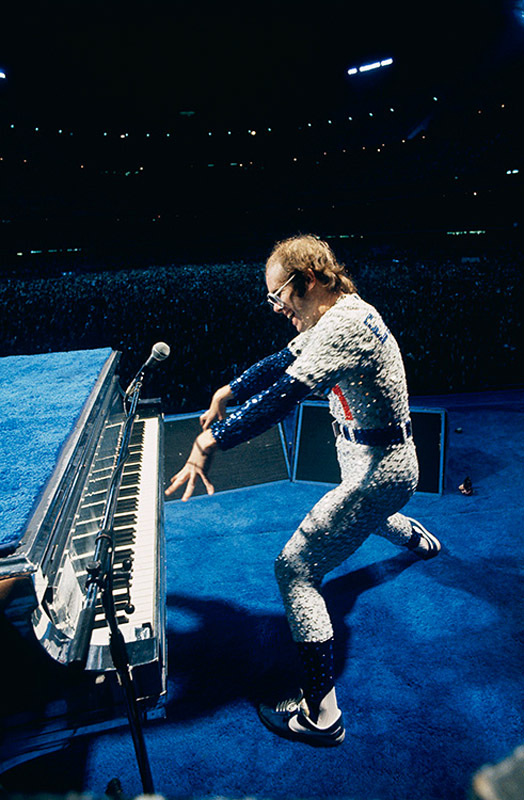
[257,691,345,747]
[405,517,441,560]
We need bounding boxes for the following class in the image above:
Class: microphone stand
[69,369,154,794]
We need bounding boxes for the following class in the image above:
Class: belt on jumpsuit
[332,419,413,446]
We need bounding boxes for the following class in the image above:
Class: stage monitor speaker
[164,412,290,499]
[292,401,446,494]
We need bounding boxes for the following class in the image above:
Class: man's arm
[165,373,311,501]
[200,384,234,430]
[166,349,304,501]
[200,347,296,431]
[228,347,295,404]
[210,373,310,451]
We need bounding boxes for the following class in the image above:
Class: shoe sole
[407,517,441,559]
[257,706,345,747]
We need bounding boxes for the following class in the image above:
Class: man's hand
[200,384,234,430]
[165,430,217,502]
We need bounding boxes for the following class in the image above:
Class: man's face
[266,262,319,332]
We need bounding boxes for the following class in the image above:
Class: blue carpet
[2,386,523,799]
[78,390,524,800]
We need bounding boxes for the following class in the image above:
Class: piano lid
[0,348,116,559]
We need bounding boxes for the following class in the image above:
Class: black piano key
[123,460,141,472]
[116,497,138,513]
[114,553,135,567]
[93,613,129,629]
[120,473,140,487]
[107,574,133,589]
[114,546,135,561]
[111,512,137,527]
[112,526,136,541]
[117,485,136,498]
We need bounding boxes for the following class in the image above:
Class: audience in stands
[0,241,521,414]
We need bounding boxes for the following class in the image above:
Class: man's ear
[304,268,317,290]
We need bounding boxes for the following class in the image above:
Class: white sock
[315,686,340,727]
[290,687,340,732]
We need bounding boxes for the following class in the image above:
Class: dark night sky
[1,1,523,127]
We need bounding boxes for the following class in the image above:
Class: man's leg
[258,481,379,745]
[258,445,430,744]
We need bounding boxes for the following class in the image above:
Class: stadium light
[347,57,394,76]
[360,61,382,72]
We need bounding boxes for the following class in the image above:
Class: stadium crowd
[0,238,521,414]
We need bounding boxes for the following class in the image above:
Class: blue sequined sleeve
[211,373,311,451]
[229,347,295,404]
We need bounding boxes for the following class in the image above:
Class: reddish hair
[266,234,357,295]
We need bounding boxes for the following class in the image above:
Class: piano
[0,349,166,773]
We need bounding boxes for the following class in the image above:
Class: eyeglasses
[266,274,295,309]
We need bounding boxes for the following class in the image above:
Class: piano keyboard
[0,350,166,771]
[65,414,160,648]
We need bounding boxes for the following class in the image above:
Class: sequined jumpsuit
[211,293,418,645]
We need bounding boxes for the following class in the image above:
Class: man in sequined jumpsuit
[166,234,441,747]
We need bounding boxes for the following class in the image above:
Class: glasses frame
[266,274,295,309]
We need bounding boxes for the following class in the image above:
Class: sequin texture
[214,293,420,645]
[296,639,335,711]
[276,294,419,643]
[275,438,417,642]
[211,373,310,451]
[230,347,295,404]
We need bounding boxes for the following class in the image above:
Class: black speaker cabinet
[164,411,290,499]
[292,401,446,495]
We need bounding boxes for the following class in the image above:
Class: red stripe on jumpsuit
[332,384,353,421]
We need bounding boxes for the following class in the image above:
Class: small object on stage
[459,476,474,495]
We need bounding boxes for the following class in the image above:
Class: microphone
[125,341,170,396]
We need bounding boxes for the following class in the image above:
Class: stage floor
[2,388,524,800]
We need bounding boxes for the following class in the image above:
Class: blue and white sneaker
[257,691,345,747]
[405,517,441,560]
